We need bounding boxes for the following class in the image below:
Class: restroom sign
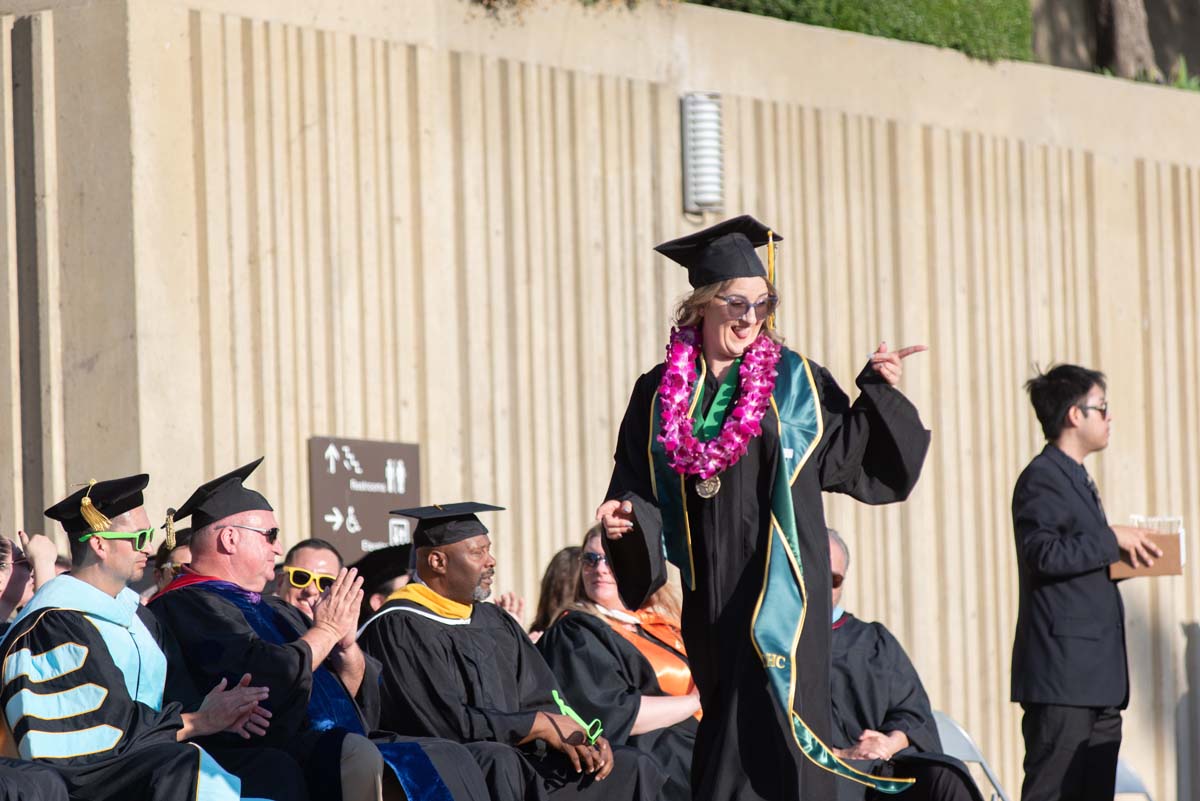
[308,437,420,562]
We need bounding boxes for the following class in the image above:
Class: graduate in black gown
[149,460,489,801]
[0,475,304,801]
[357,503,665,801]
[537,527,699,801]
[596,216,931,801]
[826,530,980,801]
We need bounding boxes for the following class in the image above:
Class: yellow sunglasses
[283,565,336,592]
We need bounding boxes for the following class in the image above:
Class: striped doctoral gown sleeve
[0,608,244,801]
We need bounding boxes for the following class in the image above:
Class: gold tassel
[164,508,177,551]
[79,479,112,533]
[767,230,776,329]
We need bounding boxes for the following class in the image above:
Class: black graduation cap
[350,543,414,596]
[170,457,273,532]
[654,214,783,289]
[390,502,504,548]
[45,474,150,536]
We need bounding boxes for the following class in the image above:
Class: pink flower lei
[656,325,782,479]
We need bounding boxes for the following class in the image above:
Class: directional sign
[308,437,420,563]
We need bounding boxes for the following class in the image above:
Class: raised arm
[815,348,931,503]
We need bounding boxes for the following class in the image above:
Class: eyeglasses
[1078,402,1110,418]
[227,524,280,544]
[716,294,779,322]
[77,527,155,551]
[283,565,336,592]
[831,572,845,589]
[158,561,186,573]
[581,552,611,570]
[0,558,29,571]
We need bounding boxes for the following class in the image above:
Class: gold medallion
[695,475,721,499]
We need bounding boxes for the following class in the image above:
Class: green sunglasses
[77,527,155,551]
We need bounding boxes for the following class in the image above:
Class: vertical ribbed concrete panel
[0,15,22,529]
[174,15,691,599]
[3,2,1200,798]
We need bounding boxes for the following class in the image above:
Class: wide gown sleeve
[871,624,941,754]
[814,362,931,503]
[537,613,642,744]
[603,369,670,610]
[1,611,183,765]
[150,589,314,748]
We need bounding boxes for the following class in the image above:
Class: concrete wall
[3,0,1200,796]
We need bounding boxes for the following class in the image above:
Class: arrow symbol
[324,443,339,474]
[324,506,344,531]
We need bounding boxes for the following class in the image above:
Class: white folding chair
[1114,757,1153,800]
[932,710,1012,801]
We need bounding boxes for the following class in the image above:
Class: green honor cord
[551,690,603,746]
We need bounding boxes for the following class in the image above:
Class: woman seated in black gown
[537,526,699,801]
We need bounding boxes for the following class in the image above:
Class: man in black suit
[1011,364,1161,801]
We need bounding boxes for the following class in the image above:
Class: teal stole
[648,349,913,794]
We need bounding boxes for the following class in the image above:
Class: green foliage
[1169,56,1200,92]
[1095,55,1200,93]
[688,0,1033,62]
[471,0,644,13]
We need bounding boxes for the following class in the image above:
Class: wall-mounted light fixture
[681,92,723,214]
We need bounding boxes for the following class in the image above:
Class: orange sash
[600,610,701,720]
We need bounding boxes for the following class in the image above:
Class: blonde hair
[672,278,784,345]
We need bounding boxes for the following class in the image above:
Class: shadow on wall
[1177,622,1200,801]
[1145,0,1200,78]
[1030,0,1095,70]
[1032,0,1200,78]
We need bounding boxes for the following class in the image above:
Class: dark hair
[67,533,91,568]
[284,538,344,569]
[154,528,193,570]
[529,545,582,632]
[1025,364,1106,441]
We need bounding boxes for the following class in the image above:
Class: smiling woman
[596,214,932,801]
[538,525,699,801]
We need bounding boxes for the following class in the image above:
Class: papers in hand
[1109,515,1186,580]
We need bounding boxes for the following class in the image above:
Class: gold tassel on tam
[164,508,177,551]
[766,230,776,329]
[79,480,112,533]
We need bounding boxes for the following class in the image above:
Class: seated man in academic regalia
[150,459,490,801]
[0,475,306,801]
[357,502,665,801]
[827,528,982,801]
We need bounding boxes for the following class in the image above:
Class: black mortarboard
[654,214,783,289]
[350,544,414,595]
[170,457,273,532]
[45,474,150,536]
[390,502,504,548]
